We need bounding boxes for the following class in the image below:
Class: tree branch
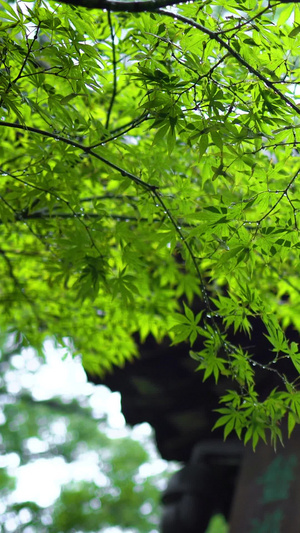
[0,122,229,354]
[159,9,300,118]
[57,0,299,11]
[0,121,157,193]
[55,0,300,117]
[58,0,192,11]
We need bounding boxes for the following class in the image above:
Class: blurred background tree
[0,333,168,532]
[0,333,226,532]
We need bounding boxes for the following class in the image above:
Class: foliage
[0,335,173,532]
[1,0,300,447]
[206,514,228,533]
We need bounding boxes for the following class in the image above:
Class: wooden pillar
[229,426,300,533]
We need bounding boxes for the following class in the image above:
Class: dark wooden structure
[88,321,300,532]
[230,424,300,533]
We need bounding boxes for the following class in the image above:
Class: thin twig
[105,11,117,130]
[0,167,103,255]
[257,167,300,224]
[91,114,150,148]
[12,24,40,84]
[214,6,273,36]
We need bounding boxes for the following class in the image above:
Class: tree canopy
[1,0,300,447]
